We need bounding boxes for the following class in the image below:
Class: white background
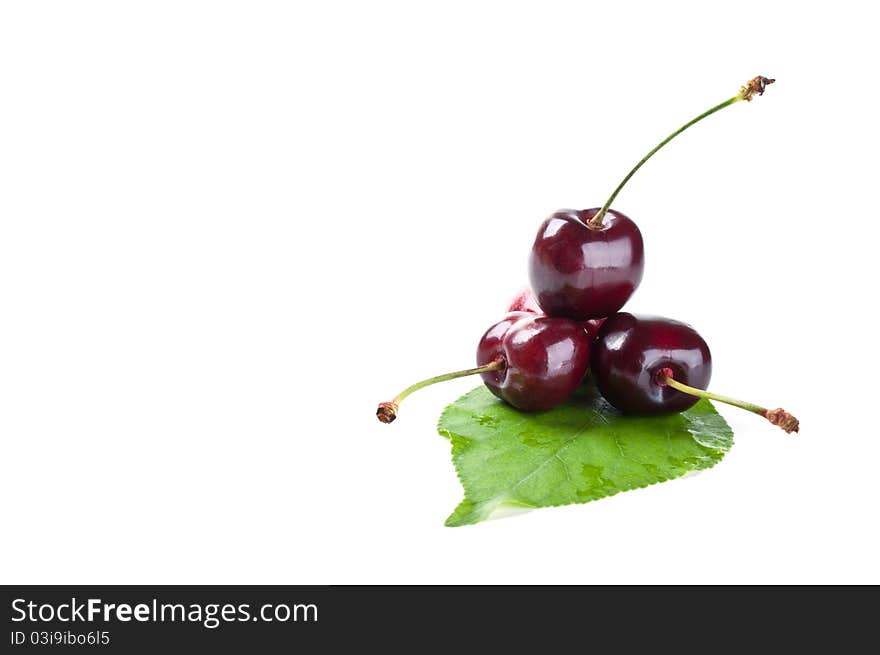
[1,1,877,584]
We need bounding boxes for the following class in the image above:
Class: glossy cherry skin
[507,287,605,337]
[591,313,712,415]
[476,312,590,411]
[529,208,644,320]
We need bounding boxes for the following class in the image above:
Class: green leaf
[437,384,733,527]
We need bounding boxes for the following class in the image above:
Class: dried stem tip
[764,408,800,433]
[376,402,399,424]
[740,76,776,101]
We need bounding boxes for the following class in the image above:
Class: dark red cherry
[528,77,779,322]
[506,286,605,337]
[590,313,799,432]
[377,312,590,422]
[476,312,590,411]
[591,313,711,415]
[529,208,644,320]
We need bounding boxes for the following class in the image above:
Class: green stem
[662,373,765,415]
[658,369,799,434]
[377,358,505,424]
[588,75,775,228]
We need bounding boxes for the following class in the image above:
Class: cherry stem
[376,358,505,424]
[657,368,798,434]
[588,75,775,228]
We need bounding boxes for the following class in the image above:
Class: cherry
[529,76,775,320]
[507,286,605,335]
[592,313,798,433]
[529,208,644,319]
[377,312,590,422]
[592,313,711,414]
[476,312,590,411]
